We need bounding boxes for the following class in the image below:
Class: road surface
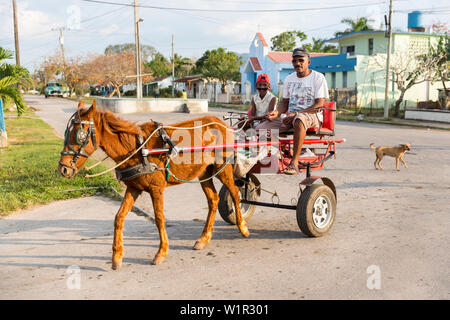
[1,95,449,299]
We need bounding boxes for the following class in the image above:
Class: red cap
[256,73,270,87]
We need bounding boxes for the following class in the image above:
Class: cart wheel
[218,179,258,225]
[296,184,336,237]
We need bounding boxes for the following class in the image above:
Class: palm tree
[304,37,338,53]
[0,47,31,147]
[173,54,194,78]
[334,17,375,37]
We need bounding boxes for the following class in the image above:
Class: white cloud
[100,23,119,36]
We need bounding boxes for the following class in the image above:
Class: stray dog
[370,143,411,171]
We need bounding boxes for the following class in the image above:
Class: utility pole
[134,0,143,99]
[12,0,20,66]
[171,34,175,97]
[383,0,394,119]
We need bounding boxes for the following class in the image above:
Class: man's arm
[267,98,288,121]
[296,98,325,114]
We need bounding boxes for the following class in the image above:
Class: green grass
[0,110,122,216]
[210,103,250,111]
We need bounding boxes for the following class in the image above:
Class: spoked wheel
[218,178,259,225]
[296,184,336,237]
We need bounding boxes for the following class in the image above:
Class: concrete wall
[97,98,208,114]
[405,108,450,123]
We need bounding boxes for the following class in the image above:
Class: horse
[58,100,249,269]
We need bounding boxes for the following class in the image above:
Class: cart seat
[280,101,336,137]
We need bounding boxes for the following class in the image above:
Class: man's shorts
[255,112,321,133]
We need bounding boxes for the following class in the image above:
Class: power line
[80,0,386,13]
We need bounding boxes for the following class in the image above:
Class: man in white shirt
[255,47,329,174]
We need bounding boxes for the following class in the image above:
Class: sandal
[283,163,299,175]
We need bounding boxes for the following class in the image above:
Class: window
[331,72,336,89]
[341,45,355,56]
[369,38,374,55]
[343,71,347,88]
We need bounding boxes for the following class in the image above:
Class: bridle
[59,110,98,171]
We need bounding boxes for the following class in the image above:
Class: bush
[124,89,136,97]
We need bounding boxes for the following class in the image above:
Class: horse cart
[59,100,344,267]
[218,102,345,237]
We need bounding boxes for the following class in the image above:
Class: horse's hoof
[111,259,122,270]
[152,255,165,265]
[193,240,208,250]
[240,224,250,238]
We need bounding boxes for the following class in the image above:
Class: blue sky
[0,0,448,71]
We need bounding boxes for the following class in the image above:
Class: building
[143,75,174,96]
[241,12,448,109]
[240,33,335,97]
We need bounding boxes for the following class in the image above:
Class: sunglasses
[257,87,268,91]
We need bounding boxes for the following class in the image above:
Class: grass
[210,103,250,111]
[0,109,122,216]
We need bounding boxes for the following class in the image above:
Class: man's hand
[281,112,297,125]
[267,110,279,121]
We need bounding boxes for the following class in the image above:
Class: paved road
[1,95,449,299]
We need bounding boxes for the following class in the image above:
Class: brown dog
[370,143,411,171]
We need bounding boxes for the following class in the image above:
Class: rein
[59,111,97,170]
[62,114,239,183]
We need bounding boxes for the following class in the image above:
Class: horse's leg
[217,165,250,238]
[194,177,219,250]
[148,186,169,265]
[112,186,141,270]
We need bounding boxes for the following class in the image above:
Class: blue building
[240,33,342,95]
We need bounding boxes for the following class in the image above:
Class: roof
[249,57,262,71]
[256,32,268,47]
[144,75,171,85]
[326,30,385,43]
[174,74,202,82]
[325,30,445,43]
[267,51,337,63]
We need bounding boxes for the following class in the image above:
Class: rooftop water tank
[408,11,425,32]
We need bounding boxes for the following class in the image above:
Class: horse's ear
[77,100,85,110]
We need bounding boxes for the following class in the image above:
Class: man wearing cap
[255,47,329,175]
[242,73,277,129]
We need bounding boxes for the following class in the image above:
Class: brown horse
[58,100,249,269]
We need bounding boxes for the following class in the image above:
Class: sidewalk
[337,116,450,131]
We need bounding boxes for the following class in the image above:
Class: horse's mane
[93,109,144,150]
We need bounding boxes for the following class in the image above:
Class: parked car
[44,82,63,98]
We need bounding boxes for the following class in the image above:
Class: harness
[59,111,97,169]
[61,113,231,183]
[114,122,177,182]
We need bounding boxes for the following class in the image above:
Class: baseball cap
[256,73,270,85]
[292,47,310,58]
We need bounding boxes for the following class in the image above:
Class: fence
[329,88,357,108]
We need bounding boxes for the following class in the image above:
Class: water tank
[408,11,425,32]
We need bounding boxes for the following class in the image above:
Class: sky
[0,0,449,72]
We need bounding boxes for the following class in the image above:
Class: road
[0,95,449,299]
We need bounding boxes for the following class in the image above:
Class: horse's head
[58,100,99,178]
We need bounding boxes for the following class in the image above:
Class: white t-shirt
[282,70,329,122]
[252,91,276,117]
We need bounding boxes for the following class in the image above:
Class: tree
[270,31,307,52]
[430,35,450,108]
[0,47,31,147]
[83,52,136,98]
[173,53,194,78]
[145,53,171,78]
[335,17,375,37]
[371,49,444,116]
[105,43,157,62]
[195,48,242,93]
[303,37,338,53]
